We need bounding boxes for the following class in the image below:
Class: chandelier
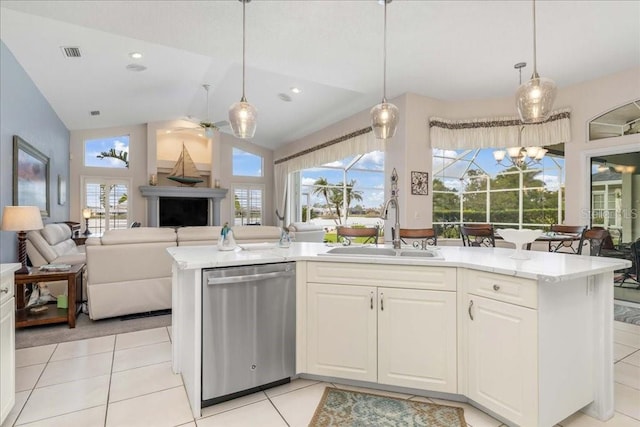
[493,124,547,167]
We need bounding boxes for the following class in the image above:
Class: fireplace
[140,186,228,227]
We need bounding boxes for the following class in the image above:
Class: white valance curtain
[429,108,571,149]
[273,128,384,225]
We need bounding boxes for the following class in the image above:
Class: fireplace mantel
[139,186,228,227]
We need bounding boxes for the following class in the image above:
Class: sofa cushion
[232,226,281,242]
[41,223,72,246]
[99,227,177,245]
[177,226,222,244]
[26,231,59,264]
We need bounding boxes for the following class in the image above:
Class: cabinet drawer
[307,262,456,291]
[462,269,537,309]
[0,273,14,305]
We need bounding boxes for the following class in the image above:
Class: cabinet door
[307,283,377,382]
[378,288,457,392]
[0,297,15,425]
[465,294,537,426]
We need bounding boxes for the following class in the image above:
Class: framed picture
[411,171,429,196]
[13,135,50,217]
[58,174,67,205]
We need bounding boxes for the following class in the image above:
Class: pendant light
[515,0,557,123]
[370,0,398,140]
[229,0,257,139]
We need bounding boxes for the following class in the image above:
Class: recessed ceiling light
[278,93,293,102]
[129,52,143,59]
[290,87,302,94]
[126,64,147,72]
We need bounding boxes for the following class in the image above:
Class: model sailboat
[168,143,204,186]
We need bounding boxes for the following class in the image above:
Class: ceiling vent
[90,110,100,116]
[60,46,81,58]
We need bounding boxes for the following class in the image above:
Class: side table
[72,236,88,246]
[14,263,85,328]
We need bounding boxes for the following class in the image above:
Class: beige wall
[276,67,640,232]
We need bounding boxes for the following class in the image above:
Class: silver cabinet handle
[0,287,8,294]
[370,292,374,310]
[493,284,500,291]
[468,299,474,320]
[380,293,384,311]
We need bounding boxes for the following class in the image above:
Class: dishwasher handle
[207,270,295,285]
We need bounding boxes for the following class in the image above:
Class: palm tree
[335,180,363,222]
[312,177,336,222]
[97,148,129,168]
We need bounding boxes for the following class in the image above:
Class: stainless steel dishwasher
[201,262,296,406]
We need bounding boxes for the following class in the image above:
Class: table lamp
[82,208,92,236]
[1,206,44,274]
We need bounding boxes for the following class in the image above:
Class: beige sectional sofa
[85,226,281,320]
[26,223,86,267]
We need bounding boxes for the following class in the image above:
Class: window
[84,135,130,168]
[233,184,264,226]
[294,151,385,227]
[82,178,130,234]
[232,148,263,177]
[432,148,565,237]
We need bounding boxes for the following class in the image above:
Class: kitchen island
[167,243,630,426]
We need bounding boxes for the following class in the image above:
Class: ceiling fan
[172,84,229,137]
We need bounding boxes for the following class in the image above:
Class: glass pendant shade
[370,101,399,139]
[493,150,506,162]
[229,99,257,139]
[516,75,557,123]
[204,127,215,138]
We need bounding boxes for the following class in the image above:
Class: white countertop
[0,263,21,276]
[166,242,631,283]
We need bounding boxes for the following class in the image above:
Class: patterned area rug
[614,304,640,326]
[309,387,467,427]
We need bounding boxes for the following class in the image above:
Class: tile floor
[3,321,639,427]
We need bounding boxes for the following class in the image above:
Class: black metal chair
[397,228,437,248]
[460,224,495,247]
[548,224,587,253]
[336,226,379,245]
[615,239,640,288]
[577,228,610,256]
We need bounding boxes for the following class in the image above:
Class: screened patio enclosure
[432,147,565,238]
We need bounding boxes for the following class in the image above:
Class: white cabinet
[464,293,537,426]
[305,262,457,392]
[378,287,457,391]
[1,264,19,425]
[307,283,377,382]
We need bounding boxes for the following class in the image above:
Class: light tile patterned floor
[2,321,639,427]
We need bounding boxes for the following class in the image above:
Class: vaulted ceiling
[1,0,639,150]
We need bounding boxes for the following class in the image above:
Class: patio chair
[460,224,495,247]
[577,228,610,256]
[336,226,379,245]
[397,228,437,248]
[548,224,586,253]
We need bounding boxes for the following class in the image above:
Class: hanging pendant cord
[241,0,247,102]
[382,0,388,103]
[532,0,539,78]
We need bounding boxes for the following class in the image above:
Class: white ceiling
[1,0,639,151]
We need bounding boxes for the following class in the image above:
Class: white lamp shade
[370,102,399,139]
[507,147,523,158]
[525,146,540,158]
[1,206,44,231]
[229,100,257,139]
[493,150,506,162]
[515,76,557,123]
[82,208,92,219]
[534,148,548,160]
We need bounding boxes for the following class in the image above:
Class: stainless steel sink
[398,250,444,259]
[321,246,444,260]
[324,247,397,256]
